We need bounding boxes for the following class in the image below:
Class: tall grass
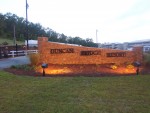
[28,53,40,66]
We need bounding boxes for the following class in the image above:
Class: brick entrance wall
[38,37,143,65]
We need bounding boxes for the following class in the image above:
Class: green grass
[0,71,150,113]
[0,37,24,45]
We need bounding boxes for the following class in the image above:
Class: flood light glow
[37,68,72,75]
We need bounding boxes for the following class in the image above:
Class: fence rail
[8,50,38,58]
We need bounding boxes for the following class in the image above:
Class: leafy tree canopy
[0,12,98,47]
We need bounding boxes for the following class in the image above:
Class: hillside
[0,37,24,45]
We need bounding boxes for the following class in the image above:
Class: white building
[25,40,38,47]
[99,39,150,53]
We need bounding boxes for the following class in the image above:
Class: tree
[49,31,58,42]
[0,12,97,48]
[58,34,67,43]
[0,13,6,36]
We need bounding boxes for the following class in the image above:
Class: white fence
[8,50,38,58]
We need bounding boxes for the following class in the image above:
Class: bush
[110,65,118,70]
[11,65,34,71]
[2,41,8,45]
[126,64,134,69]
[143,53,150,66]
[28,53,40,66]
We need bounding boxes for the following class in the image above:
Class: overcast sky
[0,0,150,43]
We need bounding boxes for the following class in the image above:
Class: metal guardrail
[8,50,38,58]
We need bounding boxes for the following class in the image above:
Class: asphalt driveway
[0,56,30,70]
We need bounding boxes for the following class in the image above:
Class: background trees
[0,13,98,47]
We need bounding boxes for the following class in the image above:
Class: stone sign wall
[38,37,143,65]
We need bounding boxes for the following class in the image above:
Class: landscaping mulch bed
[4,68,41,77]
[4,64,150,77]
[3,68,128,77]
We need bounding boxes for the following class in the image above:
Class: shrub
[143,53,150,66]
[28,53,40,66]
[11,64,34,71]
[124,62,132,66]
[126,64,134,69]
[33,65,41,72]
[2,41,8,45]
[110,65,117,70]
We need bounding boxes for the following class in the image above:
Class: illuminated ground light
[36,65,137,76]
[38,68,72,75]
[46,69,72,74]
[107,65,136,75]
[115,67,136,74]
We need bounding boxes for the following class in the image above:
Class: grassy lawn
[0,71,150,113]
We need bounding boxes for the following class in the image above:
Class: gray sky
[0,0,150,43]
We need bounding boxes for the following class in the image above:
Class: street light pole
[26,0,29,50]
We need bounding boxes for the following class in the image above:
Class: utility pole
[13,25,16,45]
[96,29,98,43]
[26,0,29,49]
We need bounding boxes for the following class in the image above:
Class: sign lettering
[106,52,126,57]
[80,51,101,56]
[50,48,74,54]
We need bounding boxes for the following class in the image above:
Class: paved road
[0,56,30,70]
